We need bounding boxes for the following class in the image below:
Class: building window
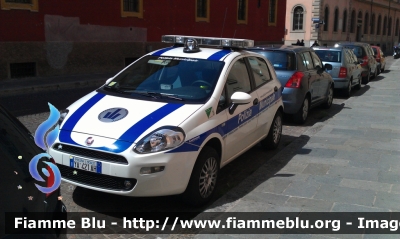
[268,0,277,26]
[342,10,347,32]
[377,15,382,35]
[292,6,304,31]
[121,0,143,18]
[1,0,38,11]
[383,16,387,35]
[196,0,209,22]
[396,18,399,36]
[350,10,356,33]
[371,14,375,34]
[237,0,247,24]
[324,7,329,31]
[364,13,369,34]
[388,17,392,36]
[333,8,339,32]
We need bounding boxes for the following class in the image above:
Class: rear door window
[247,56,272,88]
[301,52,314,70]
[310,51,323,68]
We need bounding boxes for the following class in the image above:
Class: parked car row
[1,37,388,216]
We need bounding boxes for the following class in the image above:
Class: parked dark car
[248,45,334,124]
[334,42,378,84]
[313,46,362,97]
[0,103,66,238]
[371,45,386,74]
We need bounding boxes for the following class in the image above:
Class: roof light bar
[161,35,254,49]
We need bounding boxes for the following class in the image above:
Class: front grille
[58,164,136,191]
[53,143,128,164]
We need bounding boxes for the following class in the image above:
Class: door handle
[274,86,278,92]
[253,98,259,105]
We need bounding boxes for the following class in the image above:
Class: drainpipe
[370,0,373,42]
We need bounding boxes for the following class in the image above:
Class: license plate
[69,156,102,173]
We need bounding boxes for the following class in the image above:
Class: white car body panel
[49,43,283,197]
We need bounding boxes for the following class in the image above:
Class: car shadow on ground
[283,98,348,128]
[71,134,301,214]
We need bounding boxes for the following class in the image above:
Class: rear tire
[354,77,361,90]
[293,97,309,124]
[261,110,282,150]
[181,146,219,207]
[322,86,333,109]
[372,67,378,79]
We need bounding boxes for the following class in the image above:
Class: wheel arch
[202,137,223,164]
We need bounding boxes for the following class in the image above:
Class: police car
[49,35,284,206]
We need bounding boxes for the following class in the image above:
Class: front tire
[343,79,352,97]
[261,110,282,150]
[354,77,361,90]
[182,146,219,207]
[293,97,309,124]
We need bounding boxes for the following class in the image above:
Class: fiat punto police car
[49,35,284,206]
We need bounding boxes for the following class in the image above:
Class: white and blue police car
[49,35,284,206]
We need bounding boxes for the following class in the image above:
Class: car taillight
[361,56,368,67]
[338,67,347,78]
[46,158,56,197]
[285,72,304,88]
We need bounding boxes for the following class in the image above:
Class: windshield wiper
[103,85,131,94]
[103,87,183,101]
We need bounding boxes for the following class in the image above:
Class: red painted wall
[0,0,286,42]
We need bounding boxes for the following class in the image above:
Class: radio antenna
[220,7,227,37]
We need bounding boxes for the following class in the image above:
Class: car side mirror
[229,92,251,115]
[324,63,333,71]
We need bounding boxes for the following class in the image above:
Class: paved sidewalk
[198,59,400,238]
[0,72,115,96]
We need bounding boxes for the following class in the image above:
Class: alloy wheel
[199,157,218,198]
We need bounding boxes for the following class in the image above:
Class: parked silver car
[313,46,362,97]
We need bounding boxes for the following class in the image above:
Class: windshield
[315,50,342,63]
[250,51,296,71]
[101,55,225,103]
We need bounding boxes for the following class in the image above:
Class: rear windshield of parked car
[250,51,296,71]
[345,46,364,58]
[314,50,342,63]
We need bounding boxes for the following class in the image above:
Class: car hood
[59,92,202,144]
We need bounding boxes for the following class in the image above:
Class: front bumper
[49,143,198,197]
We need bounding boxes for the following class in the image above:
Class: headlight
[58,109,69,126]
[134,127,185,154]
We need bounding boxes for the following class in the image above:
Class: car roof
[248,45,311,53]
[313,46,343,51]
[335,41,370,47]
